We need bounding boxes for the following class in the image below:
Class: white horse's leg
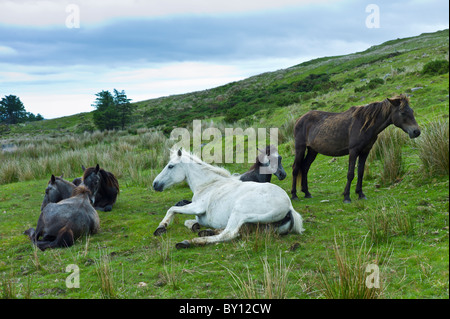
[154,202,205,236]
[184,219,201,232]
[177,213,244,248]
[176,209,291,248]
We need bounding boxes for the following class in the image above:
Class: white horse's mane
[171,149,231,178]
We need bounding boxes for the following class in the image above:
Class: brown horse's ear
[81,165,86,171]
[51,175,56,184]
[95,164,100,173]
[387,97,402,107]
[177,148,182,157]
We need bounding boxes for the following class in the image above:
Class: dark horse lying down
[238,145,287,183]
[174,145,287,208]
[24,185,100,250]
[291,94,421,203]
[41,174,76,210]
[75,164,120,212]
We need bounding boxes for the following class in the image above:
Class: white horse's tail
[290,208,304,234]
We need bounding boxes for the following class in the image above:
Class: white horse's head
[153,149,187,192]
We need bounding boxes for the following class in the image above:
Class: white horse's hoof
[176,240,190,249]
[191,222,201,232]
[153,226,167,236]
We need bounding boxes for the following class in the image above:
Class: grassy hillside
[4,29,448,136]
[0,30,448,300]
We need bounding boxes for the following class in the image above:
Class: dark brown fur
[82,165,119,211]
[291,94,421,203]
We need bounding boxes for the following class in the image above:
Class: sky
[0,0,448,119]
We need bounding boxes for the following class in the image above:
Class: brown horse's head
[387,95,421,138]
[82,164,101,202]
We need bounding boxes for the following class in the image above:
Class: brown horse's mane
[248,145,278,171]
[352,94,409,131]
[71,185,92,197]
[83,166,120,193]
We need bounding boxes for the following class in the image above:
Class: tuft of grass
[225,253,293,299]
[368,127,408,185]
[363,200,416,243]
[95,248,118,299]
[415,120,449,176]
[1,271,17,299]
[317,235,390,299]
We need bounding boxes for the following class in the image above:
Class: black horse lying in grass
[25,185,100,251]
[74,164,120,212]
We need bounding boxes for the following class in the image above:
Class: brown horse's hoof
[291,195,299,201]
[153,226,167,236]
[176,240,190,249]
[198,229,216,237]
[343,199,352,204]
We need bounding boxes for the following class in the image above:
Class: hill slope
[3,29,449,136]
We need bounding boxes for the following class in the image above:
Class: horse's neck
[184,163,225,193]
[57,180,75,198]
[241,168,271,182]
[366,108,393,136]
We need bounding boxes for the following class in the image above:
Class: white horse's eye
[168,164,175,169]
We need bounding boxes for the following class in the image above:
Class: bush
[415,120,449,176]
[368,127,407,185]
[421,60,449,75]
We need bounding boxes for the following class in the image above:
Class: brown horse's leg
[343,152,358,203]
[291,145,306,200]
[355,152,369,200]
[36,227,74,251]
[301,148,318,198]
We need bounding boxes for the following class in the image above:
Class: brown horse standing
[291,94,421,203]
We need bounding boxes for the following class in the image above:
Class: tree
[92,89,134,131]
[113,89,134,130]
[0,95,27,124]
[0,95,44,125]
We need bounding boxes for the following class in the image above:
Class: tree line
[92,89,135,131]
[0,95,44,125]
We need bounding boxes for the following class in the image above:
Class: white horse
[152,149,304,248]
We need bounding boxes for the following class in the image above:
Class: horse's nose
[153,181,164,192]
[413,129,421,138]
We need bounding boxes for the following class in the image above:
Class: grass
[415,120,449,176]
[0,29,448,299]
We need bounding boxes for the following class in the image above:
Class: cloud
[0,0,337,26]
[0,0,448,119]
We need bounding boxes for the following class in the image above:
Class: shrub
[368,127,407,185]
[421,60,449,75]
[415,120,449,176]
